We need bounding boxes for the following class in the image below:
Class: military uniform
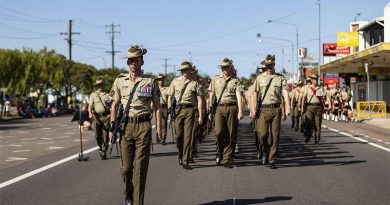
[290,83,302,131]
[111,46,161,205]
[340,88,352,121]
[156,76,169,144]
[299,78,312,133]
[301,75,324,144]
[209,60,243,167]
[252,55,289,169]
[168,61,203,169]
[88,81,111,159]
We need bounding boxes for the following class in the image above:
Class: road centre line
[322,125,390,153]
[0,146,99,189]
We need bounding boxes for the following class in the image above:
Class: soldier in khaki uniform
[300,74,324,144]
[110,45,161,205]
[298,77,312,133]
[88,78,111,160]
[168,61,203,170]
[209,58,244,168]
[290,80,303,131]
[340,86,352,121]
[189,66,202,161]
[251,54,290,169]
[155,75,169,145]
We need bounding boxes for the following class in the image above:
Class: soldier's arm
[251,92,257,118]
[236,91,244,120]
[152,85,162,139]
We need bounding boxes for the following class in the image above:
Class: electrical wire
[0,34,59,39]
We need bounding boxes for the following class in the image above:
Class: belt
[261,103,280,108]
[124,115,150,124]
[308,103,322,106]
[219,102,237,106]
[176,104,194,109]
[96,111,110,117]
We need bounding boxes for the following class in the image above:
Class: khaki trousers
[120,121,152,205]
[155,106,168,141]
[174,107,195,164]
[214,105,238,164]
[304,105,323,142]
[256,107,281,163]
[191,109,200,157]
[94,115,110,152]
[292,105,300,130]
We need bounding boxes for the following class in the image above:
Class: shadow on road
[199,196,293,205]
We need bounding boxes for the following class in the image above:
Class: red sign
[323,43,350,56]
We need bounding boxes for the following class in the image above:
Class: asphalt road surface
[0,116,389,205]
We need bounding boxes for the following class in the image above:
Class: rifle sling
[95,91,110,114]
[177,80,191,104]
[119,81,141,125]
[216,78,232,106]
[259,77,274,107]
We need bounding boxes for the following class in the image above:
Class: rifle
[207,97,217,134]
[110,81,140,155]
[110,104,123,155]
[168,98,176,142]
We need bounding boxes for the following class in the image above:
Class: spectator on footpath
[79,104,91,130]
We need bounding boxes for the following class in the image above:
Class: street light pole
[266,20,299,81]
[257,33,293,79]
[318,0,321,83]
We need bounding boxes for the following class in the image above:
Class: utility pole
[162,58,171,75]
[318,0,321,83]
[105,23,120,69]
[60,19,80,101]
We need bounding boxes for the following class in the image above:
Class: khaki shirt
[301,85,325,104]
[252,72,288,105]
[291,87,301,102]
[111,73,160,117]
[168,76,203,105]
[159,87,169,105]
[88,91,111,114]
[208,74,243,104]
[330,88,339,98]
[340,90,351,101]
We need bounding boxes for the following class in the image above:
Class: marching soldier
[208,58,244,168]
[155,75,169,145]
[290,80,302,131]
[189,66,203,162]
[298,77,312,133]
[168,61,203,170]
[324,84,332,121]
[301,74,324,144]
[88,78,111,160]
[330,84,340,121]
[251,54,290,169]
[340,86,352,121]
[110,45,162,205]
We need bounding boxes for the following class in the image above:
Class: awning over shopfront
[313,42,390,75]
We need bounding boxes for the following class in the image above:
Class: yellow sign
[337,32,359,46]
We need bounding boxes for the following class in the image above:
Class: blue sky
[0,0,387,78]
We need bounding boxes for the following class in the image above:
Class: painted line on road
[47,146,64,150]
[39,128,52,130]
[5,157,28,162]
[8,144,22,147]
[384,142,390,145]
[36,142,54,145]
[0,146,99,189]
[12,150,32,153]
[40,137,53,140]
[322,125,390,153]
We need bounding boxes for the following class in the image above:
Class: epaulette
[117,73,127,78]
[274,72,284,76]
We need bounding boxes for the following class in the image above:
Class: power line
[0,22,57,35]
[0,6,63,22]
[0,34,59,39]
[105,23,120,69]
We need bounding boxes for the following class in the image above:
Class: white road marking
[8,144,22,147]
[16,131,28,134]
[64,132,75,135]
[39,128,52,130]
[364,135,371,138]
[376,139,383,142]
[55,136,71,139]
[384,142,390,145]
[12,150,32,153]
[36,142,54,145]
[5,157,28,162]
[21,138,37,141]
[73,139,87,142]
[40,137,53,140]
[47,147,64,150]
[0,146,99,188]
[324,125,390,153]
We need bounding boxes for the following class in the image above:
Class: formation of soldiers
[86,46,329,205]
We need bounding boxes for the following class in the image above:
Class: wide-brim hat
[218,58,233,68]
[178,61,193,71]
[156,75,165,80]
[122,45,147,59]
[310,74,319,79]
[260,54,275,66]
[95,79,104,85]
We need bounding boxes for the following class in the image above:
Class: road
[0,116,389,205]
